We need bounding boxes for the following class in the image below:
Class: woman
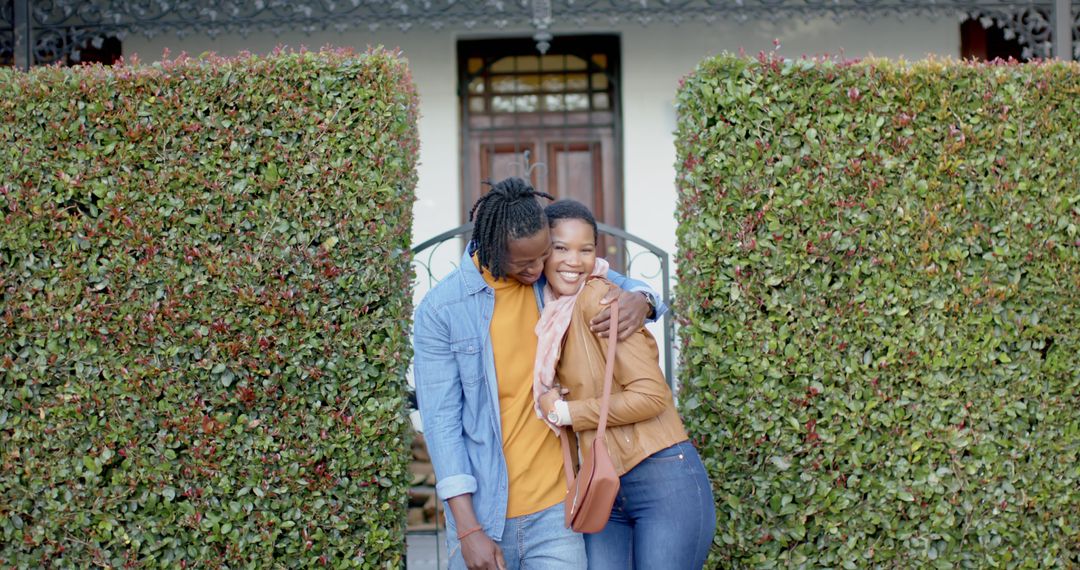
[533,200,716,569]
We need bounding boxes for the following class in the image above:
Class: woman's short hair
[544,199,598,241]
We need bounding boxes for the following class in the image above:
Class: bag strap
[560,426,575,489]
[560,297,620,490]
[595,298,619,437]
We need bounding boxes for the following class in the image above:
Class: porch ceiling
[3,0,1078,65]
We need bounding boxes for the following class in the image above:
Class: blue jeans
[449,501,587,570]
[584,441,716,570]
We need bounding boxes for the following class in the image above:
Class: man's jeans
[584,441,716,569]
[449,502,586,570]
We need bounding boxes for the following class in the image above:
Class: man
[413,177,666,570]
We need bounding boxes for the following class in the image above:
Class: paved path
[406,531,448,570]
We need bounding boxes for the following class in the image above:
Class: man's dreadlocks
[469,177,554,280]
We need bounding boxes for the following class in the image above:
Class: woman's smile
[544,218,598,297]
[557,270,585,283]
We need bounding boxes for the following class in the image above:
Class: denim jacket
[412,244,667,542]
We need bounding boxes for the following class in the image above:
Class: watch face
[547,411,559,424]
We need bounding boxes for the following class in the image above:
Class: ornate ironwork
[1,2,14,67]
[1075,3,1080,58]
[7,0,1077,67]
[531,0,553,53]
[962,6,1053,59]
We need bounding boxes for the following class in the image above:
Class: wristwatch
[639,291,658,319]
[547,409,560,426]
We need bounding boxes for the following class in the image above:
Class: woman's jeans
[584,440,716,570]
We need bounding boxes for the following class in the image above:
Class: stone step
[408,521,441,532]
[410,461,436,486]
[412,434,431,462]
[409,485,436,507]
[407,507,428,527]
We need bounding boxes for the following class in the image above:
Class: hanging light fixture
[531,0,553,53]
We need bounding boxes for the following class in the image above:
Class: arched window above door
[458,35,626,268]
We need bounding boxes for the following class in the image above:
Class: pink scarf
[533,258,610,431]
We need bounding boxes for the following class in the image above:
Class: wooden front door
[459,36,624,267]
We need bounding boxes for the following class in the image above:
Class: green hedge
[0,49,418,568]
[675,56,1080,568]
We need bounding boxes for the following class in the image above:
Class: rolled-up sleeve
[413,301,477,500]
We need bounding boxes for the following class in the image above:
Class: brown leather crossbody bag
[559,298,621,533]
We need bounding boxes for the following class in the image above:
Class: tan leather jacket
[557,278,688,476]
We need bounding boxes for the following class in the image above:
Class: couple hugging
[413,177,715,570]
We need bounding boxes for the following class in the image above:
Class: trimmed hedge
[676,56,1079,568]
[0,49,418,568]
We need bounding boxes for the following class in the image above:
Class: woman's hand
[539,385,570,427]
[539,389,563,416]
[589,287,650,340]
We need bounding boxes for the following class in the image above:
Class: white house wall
[126,16,957,375]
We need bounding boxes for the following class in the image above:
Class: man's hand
[447,496,506,570]
[460,531,506,570]
[589,287,650,341]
